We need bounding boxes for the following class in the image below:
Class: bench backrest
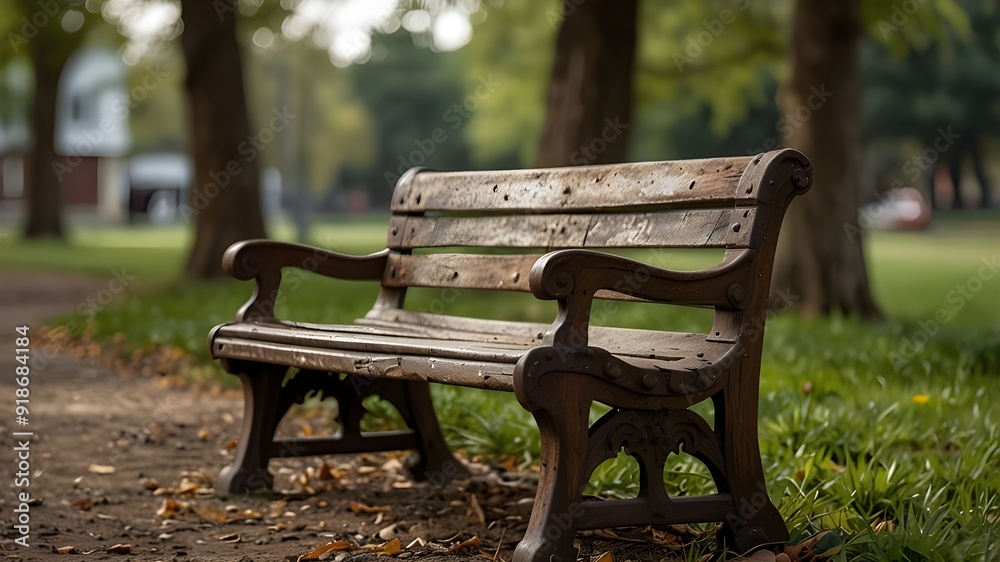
[374,149,811,344]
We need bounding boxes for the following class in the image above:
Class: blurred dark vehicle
[127,153,191,223]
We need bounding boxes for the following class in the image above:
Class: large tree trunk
[534,0,637,167]
[23,48,67,239]
[772,0,881,317]
[180,0,267,279]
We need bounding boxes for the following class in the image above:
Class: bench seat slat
[388,208,755,249]
[393,156,753,213]
[213,314,731,370]
[359,309,726,362]
[213,336,518,391]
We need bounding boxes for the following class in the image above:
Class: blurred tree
[180,0,267,278]
[863,0,999,209]
[534,0,637,166]
[1,1,103,239]
[772,0,968,317]
[771,0,881,317]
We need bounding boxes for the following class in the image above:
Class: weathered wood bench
[209,149,812,561]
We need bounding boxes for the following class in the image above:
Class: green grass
[1,213,998,559]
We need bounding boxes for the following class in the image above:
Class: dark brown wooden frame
[210,149,812,561]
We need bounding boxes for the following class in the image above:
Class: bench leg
[391,380,470,482]
[713,386,788,553]
[217,362,289,495]
[514,373,591,562]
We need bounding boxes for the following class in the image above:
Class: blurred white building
[0,48,131,221]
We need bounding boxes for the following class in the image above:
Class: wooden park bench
[209,148,812,561]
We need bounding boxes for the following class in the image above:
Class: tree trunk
[534,0,637,167]
[180,0,267,279]
[23,48,67,239]
[772,0,881,317]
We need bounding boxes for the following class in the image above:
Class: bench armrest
[224,239,389,321]
[529,249,754,348]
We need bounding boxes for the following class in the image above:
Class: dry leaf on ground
[350,501,390,514]
[106,544,131,554]
[297,540,354,561]
[447,536,483,554]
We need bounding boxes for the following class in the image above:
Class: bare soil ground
[0,271,698,562]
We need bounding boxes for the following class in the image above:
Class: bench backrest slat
[388,207,755,250]
[392,156,754,214]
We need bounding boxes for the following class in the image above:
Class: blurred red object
[860,187,931,231]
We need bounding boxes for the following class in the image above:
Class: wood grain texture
[387,208,755,249]
[393,156,754,213]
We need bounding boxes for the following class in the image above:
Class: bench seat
[212,312,734,393]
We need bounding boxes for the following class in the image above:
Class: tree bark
[23,48,67,239]
[772,0,881,317]
[534,0,637,167]
[180,0,267,279]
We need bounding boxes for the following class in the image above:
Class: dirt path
[0,271,693,562]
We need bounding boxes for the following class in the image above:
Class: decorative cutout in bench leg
[389,380,470,482]
[217,361,290,495]
[513,371,591,562]
[332,377,468,482]
[712,384,788,553]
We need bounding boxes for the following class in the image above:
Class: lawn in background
[1,212,997,560]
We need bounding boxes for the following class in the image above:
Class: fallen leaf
[106,544,132,554]
[297,540,354,561]
[156,498,189,519]
[88,464,116,475]
[378,523,398,540]
[198,428,211,441]
[362,538,402,556]
[591,552,614,562]
[351,501,390,514]
[317,463,336,481]
[499,456,519,472]
[406,538,425,549]
[268,500,288,519]
[177,480,201,497]
[469,494,485,524]
[218,533,240,542]
[142,479,160,491]
[447,536,482,554]
[56,546,77,554]
[194,505,230,524]
[72,499,93,512]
